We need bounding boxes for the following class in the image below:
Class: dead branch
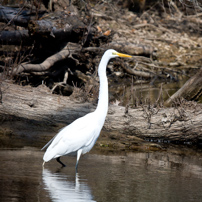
[74,70,96,84]
[165,68,202,106]
[12,42,81,76]
[115,59,154,78]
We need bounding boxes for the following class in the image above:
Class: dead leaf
[97,26,102,32]
[103,30,111,36]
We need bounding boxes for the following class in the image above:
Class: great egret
[42,49,132,171]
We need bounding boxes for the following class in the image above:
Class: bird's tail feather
[41,134,57,150]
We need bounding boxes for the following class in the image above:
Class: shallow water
[109,76,202,106]
[1,146,202,202]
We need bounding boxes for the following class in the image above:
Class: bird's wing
[41,133,57,151]
[41,113,92,151]
[41,124,68,151]
[43,112,100,161]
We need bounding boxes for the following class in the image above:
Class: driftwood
[165,68,202,106]
[0,81,202,145]
[12,42,81,76]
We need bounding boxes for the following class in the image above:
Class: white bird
[42,49,132,171]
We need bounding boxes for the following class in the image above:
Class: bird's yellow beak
[116,52,132,58]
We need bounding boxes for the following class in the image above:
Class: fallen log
[0,6,46,27]
[27,15,87,38]
[0,30,31,45]
[165,68,202,106]
[0,19,86,45]
[0,6,87,45]
[0,81,202,146]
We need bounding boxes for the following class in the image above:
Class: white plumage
[42,49,132,171]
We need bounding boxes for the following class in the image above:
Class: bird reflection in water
[42,168,96,202]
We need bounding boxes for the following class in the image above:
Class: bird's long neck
[95,57,109,124]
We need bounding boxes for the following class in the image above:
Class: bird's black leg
[56,157,66,167]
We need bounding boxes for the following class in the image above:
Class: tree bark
[0,82,202,144]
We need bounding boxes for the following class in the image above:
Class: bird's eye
[112,52,117,55]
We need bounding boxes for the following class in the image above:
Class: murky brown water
[1,146,202,202]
